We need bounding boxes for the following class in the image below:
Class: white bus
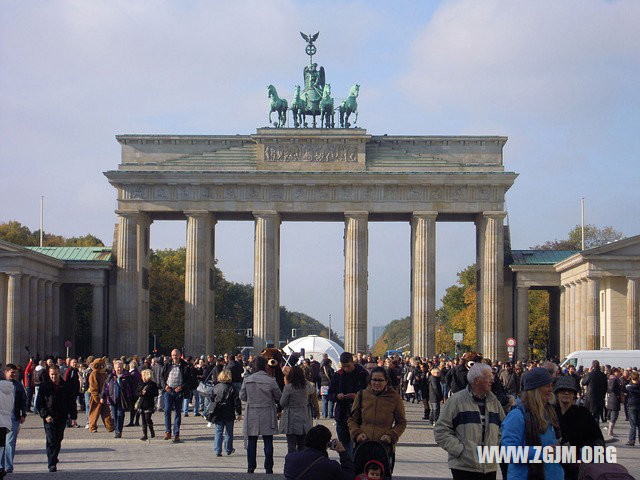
[560,349,640,370]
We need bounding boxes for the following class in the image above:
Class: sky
[1,0,639,343]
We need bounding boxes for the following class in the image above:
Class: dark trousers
[247,435,273,472]
[629,407,640,444]
[335,422,353,459]
[140,411,154,437]
[44,421,66,469]
[110,405,126,433]
[286,433,305,453]
[129,404,140,425]
[429,402,441,424]
[451,469,496,480]
[25,386,33,413]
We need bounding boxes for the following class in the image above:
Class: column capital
[482,211,507,219]
[114,209,140,218]
[344,210,369,219]
[184,210,215,218]
[412,211,438,220]
[91,281,106,288]
[252,210,280,219]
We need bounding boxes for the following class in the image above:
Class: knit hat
[553,375,578,393]
[522,367,553,391]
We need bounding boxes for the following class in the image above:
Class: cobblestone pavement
[8,401,640,479]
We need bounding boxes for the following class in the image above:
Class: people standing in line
[2,364,25,474]
[240,355,282,474]
[279,366,319,453]
[136,368,159,441]
[553,375,604,480]
[283,425,355,480]
[348,366,407,473]
[435,363,505,480]
[605,367,622,436]
[625,371,640,446]
[209,369,242,457]
[319,358,334,418]
[160,349,193,443]
[87,358,114,433]
[328,351,369,459]
[23,358,35,414]
[0,372,15,479]
[428,367,444,426]
[102,360,135,438]
[582,359,608,423]
[36,365,77,472]
[127,360,142,426]
[501,367,563,480]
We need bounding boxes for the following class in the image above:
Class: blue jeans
[629,407,639,444]
[214,419,234,454]
[163,390,183,435]
[335,422,353,459]
[110,405,126,433]
[84,391,91,425]
[322,396,334,418]
[2,415,20,471]
[33,385,39,413]
[182,389,200,415]
[247,435,273,472]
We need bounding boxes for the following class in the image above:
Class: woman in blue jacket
[501,367,563,480]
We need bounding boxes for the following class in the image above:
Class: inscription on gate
[263,143,358,163]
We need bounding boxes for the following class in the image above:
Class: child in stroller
[354,441,392,480]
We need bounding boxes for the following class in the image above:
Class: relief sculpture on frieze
[263,143,357,163]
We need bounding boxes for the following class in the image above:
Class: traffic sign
[507,346,515,353]
[506,337,516,348]
[64,340,72,348]
[453,332,464,343]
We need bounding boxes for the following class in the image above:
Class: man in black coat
[582,360,608,422]
[36,365,77,472]
[225,355,244,393]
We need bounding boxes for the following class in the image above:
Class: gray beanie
[554,375,578,393]
[522,367,553,391]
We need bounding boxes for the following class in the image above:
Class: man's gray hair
[467,363,493,384]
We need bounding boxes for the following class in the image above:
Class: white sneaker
[207,422,212,428]
[85,424,90,429]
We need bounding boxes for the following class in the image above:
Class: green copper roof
[509,250,578,266]
[26,246,112,262]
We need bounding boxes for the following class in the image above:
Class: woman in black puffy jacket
[136,369,159,441]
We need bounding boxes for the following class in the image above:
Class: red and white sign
[506,337,516,348]
[64,340,72,348]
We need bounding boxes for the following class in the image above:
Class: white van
[560,349,640,370]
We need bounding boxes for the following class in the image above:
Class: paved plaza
[8,401,640,479]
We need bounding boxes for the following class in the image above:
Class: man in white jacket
[0,374,15,479]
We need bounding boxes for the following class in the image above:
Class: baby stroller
[353,440,393,480]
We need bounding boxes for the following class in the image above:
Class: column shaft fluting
[344,211,368,355]
[37,279,46,356]
[136,214,151,355]
[6,273,21,363]
[52,283,60,355]
[28,277,38,356]
[586,278,599,350]
[516,286,529,361]
[566,283,574,353]
[185,212,216,356]
[411,212,436,358]
[480,212,506,360]
[92,284,105,356]
[253,211,280,352]
[0,274,7,364]
[20,275,30,365]
[559,286,566,359]
[573,281,582,351]
[45,281,53,356]
[628,278,639,349]
[116,212,138,355]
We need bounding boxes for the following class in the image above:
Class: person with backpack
[208,369,241,456]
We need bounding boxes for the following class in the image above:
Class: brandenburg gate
[104,128,517,359]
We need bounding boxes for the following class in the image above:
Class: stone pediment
[583,234,640,257]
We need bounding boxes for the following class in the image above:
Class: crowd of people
[0,348,637,479]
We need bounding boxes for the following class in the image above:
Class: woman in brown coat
[348,366,407,471]
[88,358,114,433]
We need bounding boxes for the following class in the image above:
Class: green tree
[0,221,37,245]
[532,224,624,250]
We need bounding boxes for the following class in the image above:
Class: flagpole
[40,196,44,247]
[581,197,585,250]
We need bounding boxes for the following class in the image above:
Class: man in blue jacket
[328,351,369,458]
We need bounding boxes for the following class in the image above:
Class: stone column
[28,277,38,356]
[566,283,575,354]
[253,211,280,352]
[52,283,61,355]
[410,211,437,358]
[628,277,639,349]
[586,278,599,350]
[572,280,582,351]
[116,211,139,355]
[0,274,8,365]
[515,286,529,361]
[136,213,151,355]
[37,279,46,357]
[92,283,105,356]
[185,211,216,356]
[45,281,53,356]
[344,211,368,355]
[559,286,566,359]
[479,211,506,361]
[548,287,560,357]
[20,275,30,365]
[6,273,21,363]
